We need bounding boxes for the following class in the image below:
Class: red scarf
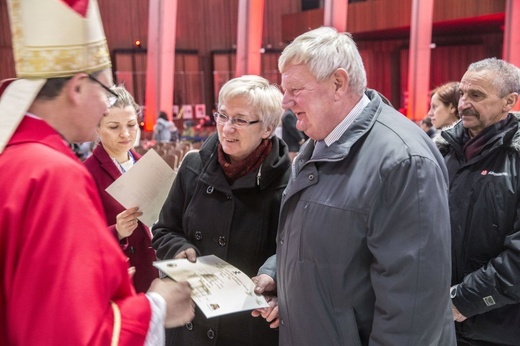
[218,139,272,184]
[463,114,513,161]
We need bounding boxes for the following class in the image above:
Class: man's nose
[458,97,470,112]
[281,93,295,110]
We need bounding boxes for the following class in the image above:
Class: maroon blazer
[84,144,158,293]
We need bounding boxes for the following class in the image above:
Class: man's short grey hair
[467,58,520,97]
[218,75,283,138]
[279,26,367,96]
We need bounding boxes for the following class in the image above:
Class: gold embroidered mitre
[8,0,111,78]
[0,0,111,153]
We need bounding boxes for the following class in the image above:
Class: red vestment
[0,116,151,345]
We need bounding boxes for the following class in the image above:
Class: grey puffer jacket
[436,114,520,346]
[276,90,456,346]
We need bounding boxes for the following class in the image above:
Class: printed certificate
[154,255,269,318]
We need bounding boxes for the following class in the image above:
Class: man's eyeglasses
[213,112,261,128]
[88,74,118,107]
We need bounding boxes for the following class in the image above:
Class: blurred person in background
[154,111,174,142]
[281,109,306,161]
[420,116,436,138]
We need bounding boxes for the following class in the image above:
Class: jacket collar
[92,144,121,180]
[91,144,141,180]
[197,132,290,190]
[436,112,520,156]
[295,89,384,170]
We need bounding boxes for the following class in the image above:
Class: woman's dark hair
[431,82,460,119]
[158,111,168,120]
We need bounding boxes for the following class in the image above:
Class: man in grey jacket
[253,26,455,346]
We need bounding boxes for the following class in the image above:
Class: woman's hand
[115,207,142,239]
[174,247,197,263]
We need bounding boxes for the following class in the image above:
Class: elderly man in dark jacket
[436,58,520,346]
[253,26,455,346]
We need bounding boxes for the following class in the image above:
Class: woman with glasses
[84,85,158,293]
[152,75,291,346]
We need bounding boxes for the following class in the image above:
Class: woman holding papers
[84,86,158,293]
[152,75,291,346]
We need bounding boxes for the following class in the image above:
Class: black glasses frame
[213,112,261,128]
[87,74,118,106]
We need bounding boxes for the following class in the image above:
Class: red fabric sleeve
[1,142,151,345]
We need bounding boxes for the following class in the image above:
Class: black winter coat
[152,133,291,346]
[437,114,520,346]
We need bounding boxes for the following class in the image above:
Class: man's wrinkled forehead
[460,70,496,92]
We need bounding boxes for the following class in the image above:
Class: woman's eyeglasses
[213,112,261,128]
[88,74,118,106]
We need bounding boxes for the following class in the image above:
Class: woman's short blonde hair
[217,75,283,138]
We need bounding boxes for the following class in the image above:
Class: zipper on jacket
[256,163,263,186]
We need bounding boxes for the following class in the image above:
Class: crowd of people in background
[2,1,520,345]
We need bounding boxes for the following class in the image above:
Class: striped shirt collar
[322,93,370,147]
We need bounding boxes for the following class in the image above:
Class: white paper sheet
[154,255,269,318]
[105,149,176,227]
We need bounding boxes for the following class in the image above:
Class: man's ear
[65,73,87,105]
[333,68,349,96]
[504,92,519,111]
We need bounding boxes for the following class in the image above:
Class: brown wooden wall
[112,50,202,107]
[356,31,503,109]
[281,0,506,110]
[0,0,507,113]
[282,0,505,42]
[0,0,299,109]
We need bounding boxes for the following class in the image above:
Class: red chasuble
[0,116,151,345]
